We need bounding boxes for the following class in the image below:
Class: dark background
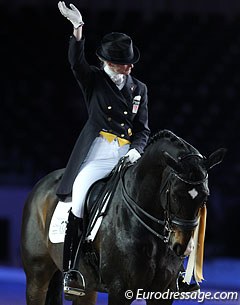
[0,0,240,265]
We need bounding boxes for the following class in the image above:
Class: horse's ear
[162,151,182,173]
[205,148,227,170]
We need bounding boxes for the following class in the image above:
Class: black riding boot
[63,210,85,299]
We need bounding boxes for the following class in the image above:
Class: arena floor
[1,258,240,305]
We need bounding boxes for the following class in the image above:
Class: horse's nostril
[173,243,184,256]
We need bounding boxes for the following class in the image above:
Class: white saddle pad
[49,195,110,244]
[49,201,72,243]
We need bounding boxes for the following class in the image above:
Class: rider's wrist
[73,21,84,29]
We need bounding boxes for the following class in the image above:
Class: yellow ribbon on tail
[183,205,207,284]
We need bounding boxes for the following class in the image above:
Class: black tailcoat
[57,36,150,197]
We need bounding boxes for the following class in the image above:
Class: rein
[121,154,207,242]
[121,176,170,242]
[121,168,174,243]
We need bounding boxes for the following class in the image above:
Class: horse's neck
[123,138,185,210]
[124,156,165,213]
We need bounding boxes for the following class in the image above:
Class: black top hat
[96,32,140,65]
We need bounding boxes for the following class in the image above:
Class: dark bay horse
[21,130,226,305]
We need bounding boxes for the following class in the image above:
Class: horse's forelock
[180,156,207,182]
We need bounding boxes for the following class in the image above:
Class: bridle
[121,154,208,243]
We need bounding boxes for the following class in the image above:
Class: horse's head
[161,147,226,257]
[124,130,226,257]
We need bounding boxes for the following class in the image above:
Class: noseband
[121,154,208,243]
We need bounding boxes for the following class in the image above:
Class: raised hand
[58,1,84,29]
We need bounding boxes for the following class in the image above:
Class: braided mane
[147,129,186,149]
[146,130,205,182]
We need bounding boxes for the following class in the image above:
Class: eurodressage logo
[124,289,239,303]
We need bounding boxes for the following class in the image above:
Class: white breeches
[71,136,129,218]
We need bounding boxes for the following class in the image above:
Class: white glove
[125,148,141,163]
[58,1,84,29]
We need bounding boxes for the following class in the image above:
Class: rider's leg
[63,137,129,298]
[71,159,120,216]
[63,161,116,298]
[71,137,129,218]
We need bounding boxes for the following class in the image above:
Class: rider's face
[107,62,134,75]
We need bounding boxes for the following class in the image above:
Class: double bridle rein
[121,154,208,243]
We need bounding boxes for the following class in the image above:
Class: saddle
[81,157,131,271]
[84,157,130,238]
[85,177,108,215]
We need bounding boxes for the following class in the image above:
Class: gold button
[121,123,125,126]
[107,106,112,110]
[121,134,125,137]
[124,111,128,115]
[107,117,112,121]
